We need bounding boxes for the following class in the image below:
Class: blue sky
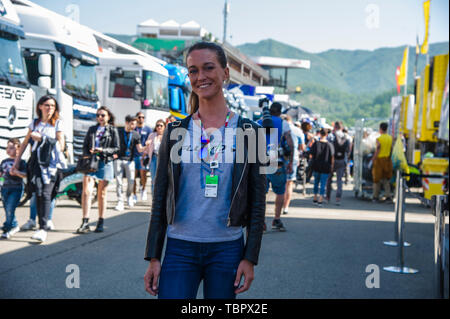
[32,0,449,53]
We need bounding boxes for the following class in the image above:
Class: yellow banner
[421,0,430,54]
[398,47,409,86]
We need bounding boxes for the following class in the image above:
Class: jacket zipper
[227,156,247,226]
[170,160,176,224]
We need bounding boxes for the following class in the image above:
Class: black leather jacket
[82,124,120,163]
[144,114,267,265]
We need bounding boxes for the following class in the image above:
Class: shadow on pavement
[0,207,439,299]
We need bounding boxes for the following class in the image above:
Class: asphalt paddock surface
[0,179,447,299]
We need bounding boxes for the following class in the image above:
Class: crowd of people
[0,96,173,241]
[1,41,393,300]
[256,106,355,231]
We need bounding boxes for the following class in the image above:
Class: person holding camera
[258,102,293,231]
[114,115,144,211]
[77,106,119,233]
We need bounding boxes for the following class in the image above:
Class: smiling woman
[186,42,229,116]
[144,41,267,300]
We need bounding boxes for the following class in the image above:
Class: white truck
[96,51,170,129]
[12,0,101,162]
[0,0,33,161]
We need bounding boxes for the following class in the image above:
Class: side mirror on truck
[38,54,52,90]
[133,76,143,101]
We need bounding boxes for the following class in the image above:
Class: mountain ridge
[236,38,449,94]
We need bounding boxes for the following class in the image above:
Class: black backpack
[333,138,349,160]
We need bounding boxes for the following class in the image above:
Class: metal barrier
[383,169,411,247]
[432,195,449,299]
[383,171,419,274]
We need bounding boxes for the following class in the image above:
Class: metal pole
[433,195,448,299]
[223,0,228,43]
[383,175,418,274]
[384,170,411,247]
[302,158,306,196]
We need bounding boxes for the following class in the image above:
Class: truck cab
[165,64,191,119]
[96,52,170,129]
[13,0,100,162]
[0,0,33,161]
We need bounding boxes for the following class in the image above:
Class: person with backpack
[257,102,293,231]
[326,122,349,205]
[310,128,334,207]
[13,95,66,242]
[281,115,305,215]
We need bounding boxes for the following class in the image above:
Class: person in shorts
[133,112,153,203]
[258,102,293,231]
[77,106,119,233]
[371,122,393,202]
[281,115,305,215]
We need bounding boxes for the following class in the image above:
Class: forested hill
[237,39,449,95]
[237,39,448,126]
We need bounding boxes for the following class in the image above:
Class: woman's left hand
[234,259,255,294]
[30,132,42,142]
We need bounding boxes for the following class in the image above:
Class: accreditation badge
[205,175,218,198]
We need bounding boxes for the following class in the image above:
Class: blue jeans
[158,236,244,299]
[313,172,329,196]
[1,186,23,231]
[30,193,55,221]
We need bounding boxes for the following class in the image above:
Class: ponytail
[189,91,199,115]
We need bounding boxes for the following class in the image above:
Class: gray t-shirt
[167,114,243,243]
[0,158,26,188]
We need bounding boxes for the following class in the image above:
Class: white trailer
[0,0,33,161]
[96,51,170,129]
[12,0,101,162]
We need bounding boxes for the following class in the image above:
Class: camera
[259,97,273,129]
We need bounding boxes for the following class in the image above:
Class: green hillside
[237,39,449,94]
[237,39,448,125]
[104,34,448,125]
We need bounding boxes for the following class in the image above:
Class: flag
[391,135,410,175]
[397,47,409,86]
[421,0,430,54]
[395,66,401,94]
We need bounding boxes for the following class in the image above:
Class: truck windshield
[61,55,98,101]
[143,70,169,109]
[0,33,27,85]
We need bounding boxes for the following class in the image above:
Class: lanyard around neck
[198,111,231,143]
[124,129,132,149]
[197,111,230,175]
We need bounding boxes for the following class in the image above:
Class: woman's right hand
[144,258,161,296]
